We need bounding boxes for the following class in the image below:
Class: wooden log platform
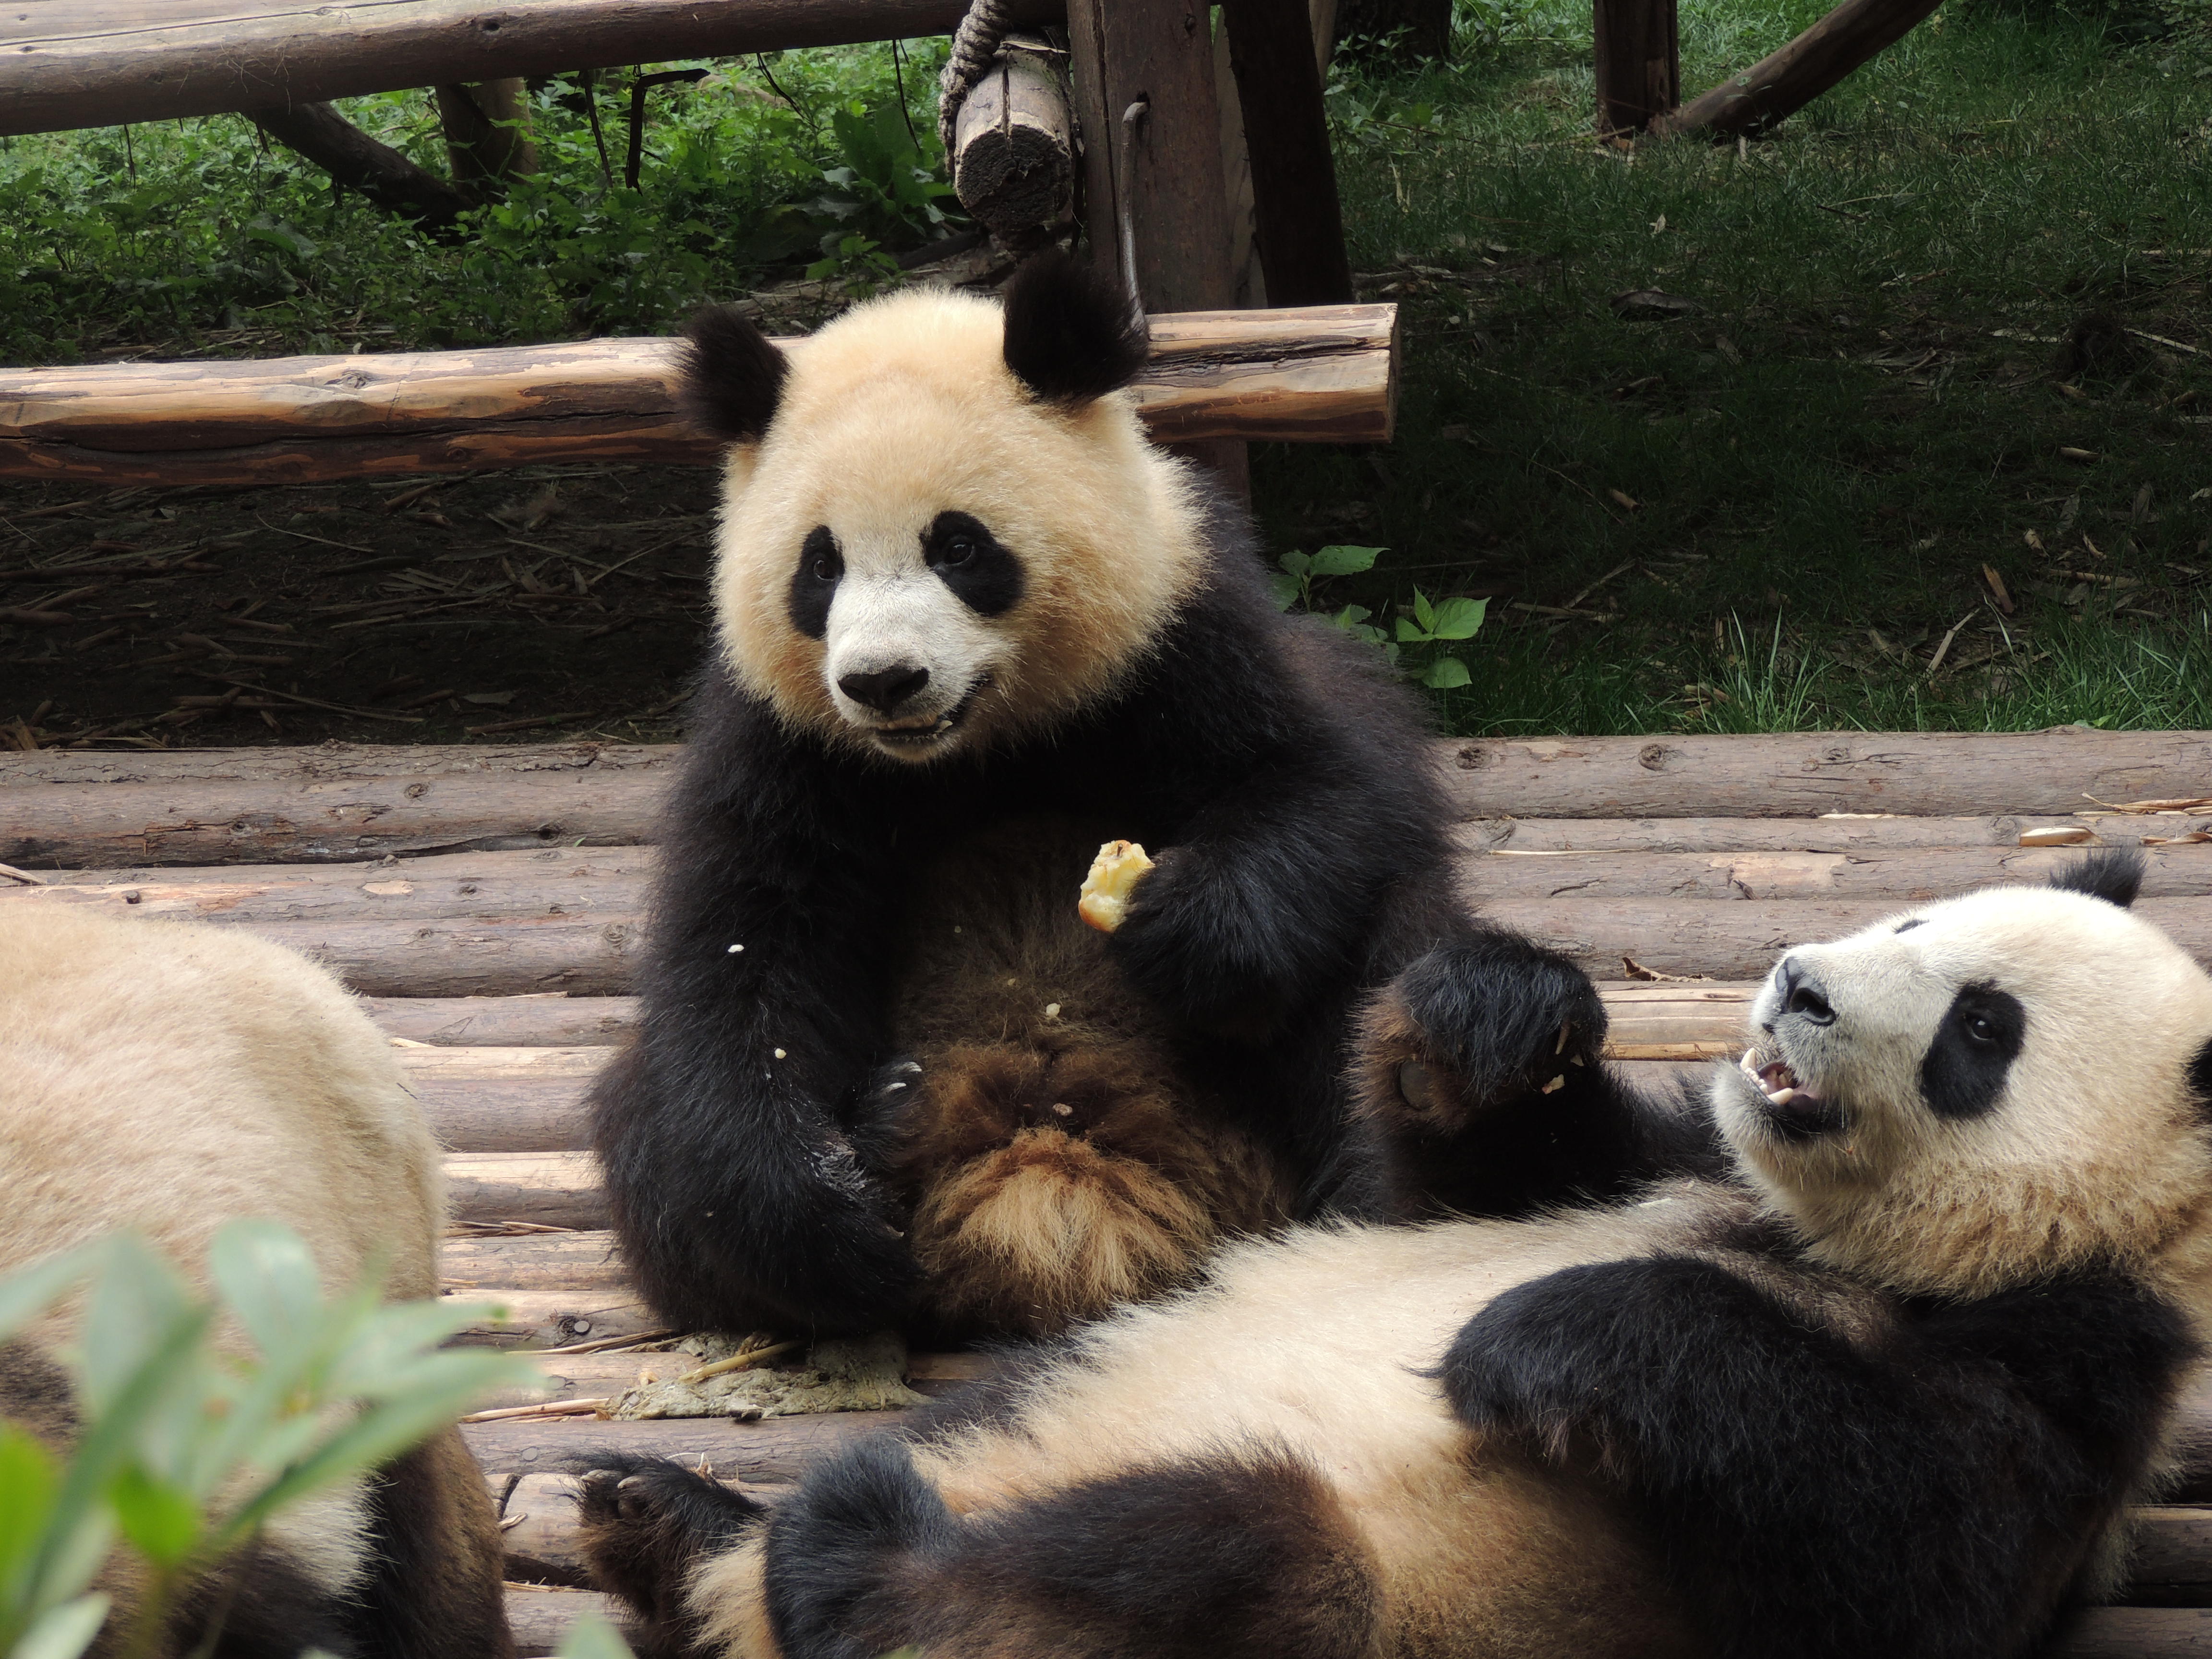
[0,304,1399,487]
[5,727,2212,1655]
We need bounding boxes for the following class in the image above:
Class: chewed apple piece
[1078,840,1155,933]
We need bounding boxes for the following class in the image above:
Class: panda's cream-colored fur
[1721,883,2212,1307]
[666,880,2212,1658]
[0,907,446,1609]
[709,287,1208,759]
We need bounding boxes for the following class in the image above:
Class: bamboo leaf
[554,1611,637,1659]
[106,1467,200,1569]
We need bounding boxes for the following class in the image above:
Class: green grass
[4,7,2212,738]
[0,41,956,360]
[1252,0,2212,734]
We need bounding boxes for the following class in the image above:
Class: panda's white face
[1712,878,2212,1297]
[702,287,1206,764]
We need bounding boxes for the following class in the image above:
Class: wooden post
[950,36,1076,252]
[434,79,539,200]
[1592,0,1679,136]
[1220,0,1354,306]
[1648,0,1943,140]
[1065,0,1246,492]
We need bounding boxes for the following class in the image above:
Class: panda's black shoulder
[1117,490,1439,767]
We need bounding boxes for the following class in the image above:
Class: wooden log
[403,1047,609,1153]
[0,305,1397,487]
[2055,1607,2212,1657]
[0,742,670,868]
[446,1151,605,1230]
[444,1229,628,1295]
[1467,815,2212,854]
[1219,0,1353,307]
[245,100,472,228]
[13,737,2196,868]
[449,1286,659,1350]
[369,994,636,1047]
[1,0,1062,138]
[1593,0,1680,134]
[1646,0,1945,141]
[1466,844,2212,904]
[950,38,1074,249]
[14,890,2207,998]
[506,1586,618,1659]
[1476,897,2212,982]
[1444,732,2212,820]
[2125,1509,2212,1607]
[15,868,648,926]
[462,1407,905,1481]
[381,986,1760,1054]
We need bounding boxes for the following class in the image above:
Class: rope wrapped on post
[937,0,1075,252]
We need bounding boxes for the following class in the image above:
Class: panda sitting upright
[575,851,2212,1659]
[590,251,1617,1341]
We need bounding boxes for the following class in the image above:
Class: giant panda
[588,248,1622,1343]
[0,906,514,1659]
[570,850,2212,1659]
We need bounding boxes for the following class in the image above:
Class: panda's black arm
[1094,580,1446,1034]
[1439,1254,2197,1659]
[589,691,921,1336]
[1348,928,1731,1219]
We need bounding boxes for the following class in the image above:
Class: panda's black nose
[839,665,930,713]
[1776,955,1836,1026]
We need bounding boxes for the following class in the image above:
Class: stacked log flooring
[6,731,2212,1654]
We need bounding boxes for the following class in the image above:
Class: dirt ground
[0,464,731,750]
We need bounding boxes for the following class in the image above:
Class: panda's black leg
[570,1455,766,1656]
[1351,929,1710,1217]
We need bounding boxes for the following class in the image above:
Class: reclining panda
[575,851,2212,1659]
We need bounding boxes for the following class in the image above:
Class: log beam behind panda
[573,854,2212,1659]
[590,249,1657,1342]
[0,908,514,1659]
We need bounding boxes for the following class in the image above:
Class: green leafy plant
[0,1222,532,1659]
[1270,544,1487,688]
[1393,587,1489,689]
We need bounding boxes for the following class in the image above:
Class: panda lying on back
[575,851,2212,1659]
[589,251,1638,1341]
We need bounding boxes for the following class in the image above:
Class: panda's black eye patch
[1921,981,2026,1121]
[1894,919,1926,934]
[787,525,841,639]
[923,511,1022,617]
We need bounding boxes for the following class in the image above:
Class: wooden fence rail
[0,304,1398,486]
[0,0,1060,137]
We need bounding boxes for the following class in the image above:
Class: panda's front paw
[1435,1264,1646,1464]
[571,1455,765,1640]
[1354,932,1608,1141]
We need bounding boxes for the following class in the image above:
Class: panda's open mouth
[1739,1047,1848,1141]
[866,679,987,747]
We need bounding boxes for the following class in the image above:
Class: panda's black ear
[1001,249,1150,406]
[677,305,788,443]
[2049,847,2145,909]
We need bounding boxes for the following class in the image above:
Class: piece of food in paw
[1078,840,1155,933]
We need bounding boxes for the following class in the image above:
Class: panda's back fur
[0,907,512,1659]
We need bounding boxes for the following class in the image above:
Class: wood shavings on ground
[604,1331,925,1420]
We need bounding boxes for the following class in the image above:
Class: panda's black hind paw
[569,1453,764,1644]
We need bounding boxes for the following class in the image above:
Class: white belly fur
[693,1190,1741,1657]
